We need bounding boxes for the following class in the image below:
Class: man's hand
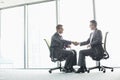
[72,42,80,46]
[87,44,91,48]
[67,45,71,48]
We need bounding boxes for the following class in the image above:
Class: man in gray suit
[50,24,77,73]
[76,20,104,73]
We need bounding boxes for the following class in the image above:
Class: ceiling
[0,0,53,9]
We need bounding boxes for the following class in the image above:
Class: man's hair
[90,20,97,27]
[56,24,63,30]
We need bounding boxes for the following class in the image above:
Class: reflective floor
[0,69,120,80]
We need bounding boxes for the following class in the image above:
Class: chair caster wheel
[111,69,114,72]
[87,70,90,73]
[49,70,52,73]
[60,68,63,72]
[60,69,61,72]
[99,69,101,71]
[103,70,106,73]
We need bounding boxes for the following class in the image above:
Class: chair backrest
[44,39,58,62]
[44,39,51,51]
[103,32,109,59]
[92,32,110,61]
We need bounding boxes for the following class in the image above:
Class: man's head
[56,24,64,34]
[90,20,97,30]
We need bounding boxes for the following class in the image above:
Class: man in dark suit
[50,24,77,73]
[76,20,104,73]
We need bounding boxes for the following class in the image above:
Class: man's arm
[90,30,102,47]
[53,35,71,45]
[80,38,90,46]
[80,33,91,46]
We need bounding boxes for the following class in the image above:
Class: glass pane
[96,0,120,67]
[59,0,94,67]
[28,1,56,68]
[1,7,24,68]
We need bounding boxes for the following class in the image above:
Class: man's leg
[67,50,77,72]
[71,50,77,66]
[60,49,76,72]
[64,51,74,68]
[76,49,94,73]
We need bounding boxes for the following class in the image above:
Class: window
[1,7,24,68]
[28,1,56,68]
[96,0,120,67]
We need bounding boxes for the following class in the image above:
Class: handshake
[72,41,80,46]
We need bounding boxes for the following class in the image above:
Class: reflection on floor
[0,69,120,80]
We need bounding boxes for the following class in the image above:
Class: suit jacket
[50,32,71,58]
[80,29,104,60]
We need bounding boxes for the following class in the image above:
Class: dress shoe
[75,68,85,73]
[70,68,76,72]
[62,68,72,73]
[84,66,87,72]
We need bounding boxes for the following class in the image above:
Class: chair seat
[91,56,103,61]
[51,58,65,62]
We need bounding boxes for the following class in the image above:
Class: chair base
[49,66,63,73]
[49,61,64,73]
[87,65,114,73]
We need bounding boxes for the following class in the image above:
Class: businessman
[50,24,77,73]
[76,20,104,73]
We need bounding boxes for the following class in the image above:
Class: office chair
[87,32,114,73]
[44,39,64,73]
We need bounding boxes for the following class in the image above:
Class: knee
[67,51,73,56]
[79,50,84,55]
[72,50,77,55]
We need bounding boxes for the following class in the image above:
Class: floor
[0,69,120,80]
